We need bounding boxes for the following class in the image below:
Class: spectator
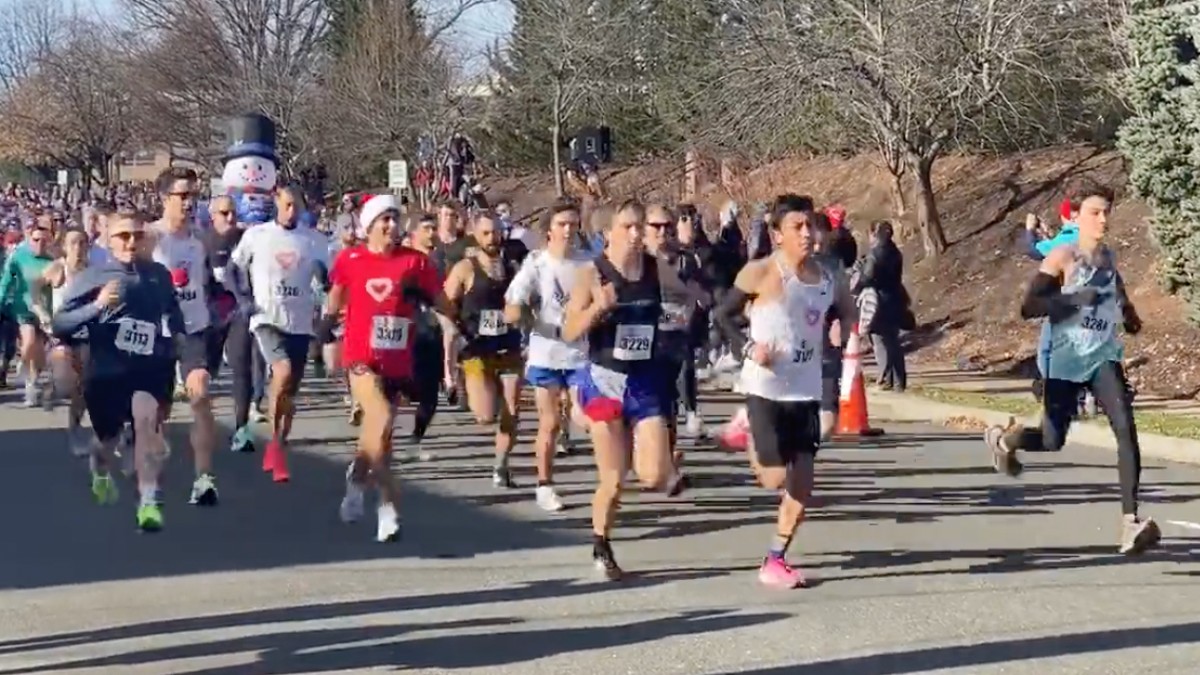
[823,204,858,269]
[852,220,912,392]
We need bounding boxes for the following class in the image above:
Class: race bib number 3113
[613,323,653,361]
[115,318,156,356]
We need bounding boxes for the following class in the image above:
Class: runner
[40,227,92,455]
[983,179,1161,555]
[228,186,331,482]
[149,168,221,505]
[444,210,526,488]
[403,211,444,462]
[50,210,182,531]
[0,215,54,406]
[562,199,682,580]
[644,203,707,492]
[714,194,857,589]
[199,195,255,453]
[320,194,450,541]
[503,198,589,511]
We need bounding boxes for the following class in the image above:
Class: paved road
[2,378,1200,674]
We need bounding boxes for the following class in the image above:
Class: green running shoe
[90,472,119,506]
[136,502,163,532]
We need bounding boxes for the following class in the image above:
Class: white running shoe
[376,502,400,542]
[535,484,564,512]
[339,464,366,523]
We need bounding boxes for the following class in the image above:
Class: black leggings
[412,335,443,441]
[219,315,255,429]
[1012,361,1141,515]
[676,353,698,415]
[0,312,17,365]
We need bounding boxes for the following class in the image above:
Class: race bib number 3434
[613,324,653,361]
[115,318,156,356]
[371,316,411,350]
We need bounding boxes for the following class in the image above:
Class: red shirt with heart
[330,244,442,379]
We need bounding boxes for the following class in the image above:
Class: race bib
[790,339,816,364]
[613,323,653,361]
[591,363,628,399]
[371,315,411,350]
[213,266,227,284]
[658,302,689,331]
[479,309,507,337]
[115,318,156,356]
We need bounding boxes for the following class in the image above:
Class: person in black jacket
[852,220,909,391]
[824,205,858,269]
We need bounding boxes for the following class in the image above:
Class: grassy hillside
[485,145,1200,399]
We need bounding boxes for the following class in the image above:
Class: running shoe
[136,498,164,532]
[339,463,365,523]
[376,503,401,542]
[758,555,806,589]
[1120,515,1162,555]
[230,424,255,453]
[189,473,219,506]
[492,466,515,489]
[535,484,564,512]
[592,537,623,581]
[984,417,1023,477]
[90,471,119,505]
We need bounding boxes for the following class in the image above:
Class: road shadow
[0,607,789,674]
[0,421,584,591]
[734,616,1200,674]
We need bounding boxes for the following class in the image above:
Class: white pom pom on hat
[358,193,399,237]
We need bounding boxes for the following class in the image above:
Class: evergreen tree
[1118,0,1200,320]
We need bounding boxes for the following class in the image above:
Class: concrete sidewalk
[862,362,1200,466]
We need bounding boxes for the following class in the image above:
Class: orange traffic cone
[837,326,883,437]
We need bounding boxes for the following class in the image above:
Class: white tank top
[152,229,211,335]
[739,257,834,402]
[51,264,75,313]
[504,249,589,370]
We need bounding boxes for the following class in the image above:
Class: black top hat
[223,114,278,164]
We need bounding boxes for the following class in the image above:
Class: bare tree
[316,0,456,185]
[0,0,60,96]
[0,18,139,185]
[121,0,331,175]
[503,0,637,195]
[706,0,1075,257]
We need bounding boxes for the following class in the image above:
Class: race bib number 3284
[115,318,156,356]
[612,323,653,361]
[479,309,508,337]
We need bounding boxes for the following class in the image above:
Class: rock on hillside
[483,145,1200,399]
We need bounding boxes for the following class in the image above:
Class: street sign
[388,160,409,191]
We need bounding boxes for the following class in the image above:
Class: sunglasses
[110,231,146,242]
[217,210,233,217]
[647,221,674,229]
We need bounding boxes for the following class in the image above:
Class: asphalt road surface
[2,378,1200,675]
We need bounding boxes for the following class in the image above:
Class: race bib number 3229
[613,324,653,361]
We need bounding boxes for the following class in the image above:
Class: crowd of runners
[0,165,1163,589]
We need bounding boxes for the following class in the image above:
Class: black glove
[1123,306,1143,335]
[402,280,432,308]
[316,313,339,345]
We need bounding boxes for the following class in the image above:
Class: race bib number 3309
[371,316,411,350]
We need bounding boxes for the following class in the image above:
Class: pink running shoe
[758,556,806,589]
[717,407,750,452]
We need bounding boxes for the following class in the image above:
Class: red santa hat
[358,193,399,236]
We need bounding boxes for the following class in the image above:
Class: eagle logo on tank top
[805,307,822,326]
[365,278,393,303]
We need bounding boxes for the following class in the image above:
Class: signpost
[387,160,409,193]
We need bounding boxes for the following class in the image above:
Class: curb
[866,389,1200,466]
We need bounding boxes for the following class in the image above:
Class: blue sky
[92,0,514,52]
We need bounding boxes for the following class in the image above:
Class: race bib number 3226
[115,318,156,356]
[613,324,653,361]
